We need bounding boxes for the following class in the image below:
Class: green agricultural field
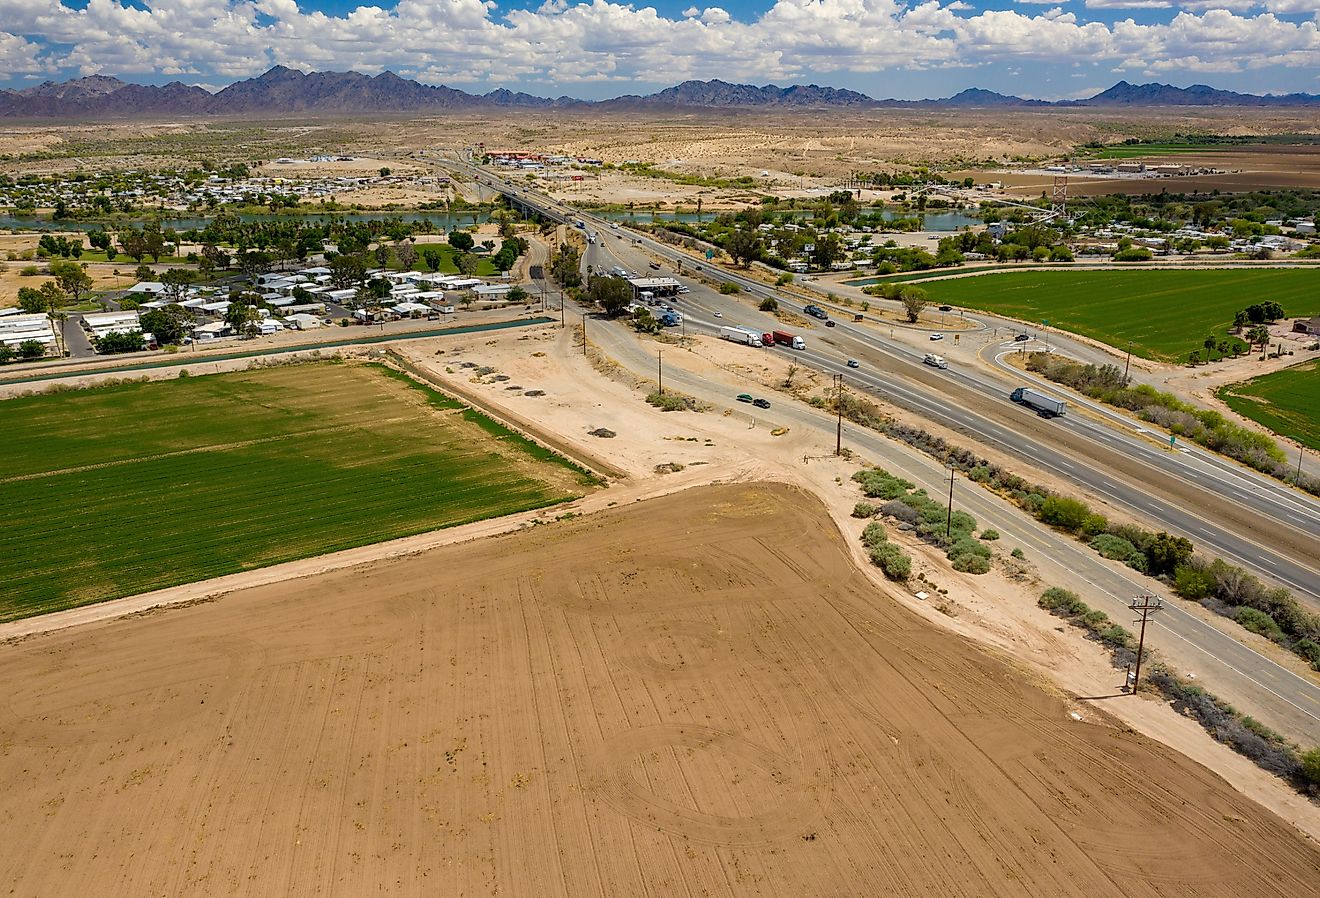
[921,269,1320,361]
[1217,358,1320,452]
[0,361,593,621]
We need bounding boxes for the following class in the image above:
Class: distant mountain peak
[2,73,1318,119]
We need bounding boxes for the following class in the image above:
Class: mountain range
[2,69,1318,118]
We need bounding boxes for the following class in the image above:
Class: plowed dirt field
[1,482,1316,896]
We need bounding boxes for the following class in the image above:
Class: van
[923,353,948,369]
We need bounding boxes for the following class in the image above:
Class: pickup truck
[803,304,828,320]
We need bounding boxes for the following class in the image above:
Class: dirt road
[1,483,1316,896]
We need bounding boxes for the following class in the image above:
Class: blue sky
[2,1,1318,99]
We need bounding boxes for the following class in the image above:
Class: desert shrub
[861,521,888,547]
[967,464,992,483]
[1080,514,1109,538]
[868,541,911,580]
[947,537,990,561]
[1234,607,1285,642]
[1302,748,1320,786]
[1146,666,1303,782]
[1039,586,1086,614]
[852,468,914,500]
[979,529,1000,541]
[1173,561,1216,600]
[645,390,695,411]
[1039,495,1091,532]
[852,501,877,519]
[1090,533,1139,562]
[718,282,740,294]
[951,553,991,574]
[880,500,920,524]
[758,297,778,312]
[1010,547,1025,559]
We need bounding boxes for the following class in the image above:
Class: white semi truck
[1011,386,1067,418]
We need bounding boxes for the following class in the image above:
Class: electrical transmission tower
[1050,175,1069,220]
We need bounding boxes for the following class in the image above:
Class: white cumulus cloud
[0,1,1315,92]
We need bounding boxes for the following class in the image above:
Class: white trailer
[720,326,762,347]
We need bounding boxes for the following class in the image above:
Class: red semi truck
[771,330,806,350]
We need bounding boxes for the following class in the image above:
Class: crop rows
[0,363,578,620]
[921,269,1319,361]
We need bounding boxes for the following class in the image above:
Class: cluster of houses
[0,309,58,354]
[486,152,603,170]
[104,264,522,351]
[0,168,443,214]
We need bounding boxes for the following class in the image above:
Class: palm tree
[1248,326,1270,357]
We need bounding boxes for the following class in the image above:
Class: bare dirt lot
[1,481,1317,897]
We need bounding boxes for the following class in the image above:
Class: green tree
[588,276,632,317]
[330,253,368,288]
[239,251,271,281]
[160,268,197,302]
[96,330,146,354]
[456,253,479,276]
[17,339,46,360]
[0,344,13,364]
[142,220,167,262]
[1247,326,1270,354]
[724,227,763,268]
[900,286,928,323]
[134,263,155,283]
[448,229,475,252]
[550,242,581,288]
[225,302,261,337]
[16,286,45,314]
[38,280,66,316]
[140,307,192,345]
[48,260,93,307]
[810,233,845,269]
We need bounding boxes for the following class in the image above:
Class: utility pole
[559,292,565,328]
[657,349,664,395]
[581,312,587,355]
[1129,595,1163,691]
[945,461,956,539]
[1298,446,1306,482]
[1124,340,1133,382]
[834,374,844,456]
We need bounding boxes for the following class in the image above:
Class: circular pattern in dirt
[614,619,743,680]
[592,723,828,846]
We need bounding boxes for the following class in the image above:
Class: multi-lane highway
[456,160,1320,605]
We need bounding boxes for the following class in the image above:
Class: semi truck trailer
[1010,387,1067,418]
[720,326,763,346]
[771,330,806,350]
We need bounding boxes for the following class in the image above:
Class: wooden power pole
[1129,595,1163,690]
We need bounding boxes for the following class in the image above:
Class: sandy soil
[3,479,1318,897]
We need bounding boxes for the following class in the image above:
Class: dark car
[736,393,754,403]
[939,305,952,312]
[752,398,771,409]
[825,319,836,327]
[1014,333,1031,342]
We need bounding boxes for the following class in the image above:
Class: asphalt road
[468,164,1320,603]
[583,207,1320,600]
